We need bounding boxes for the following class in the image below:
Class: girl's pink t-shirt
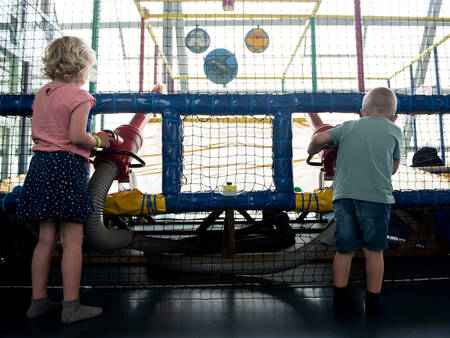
[32,82,96,162]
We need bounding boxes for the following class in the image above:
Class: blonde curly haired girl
[17,36,114,324]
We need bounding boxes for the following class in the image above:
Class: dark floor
[1,281,449,338]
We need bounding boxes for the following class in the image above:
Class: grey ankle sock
[27,296,60,319]
[61,299,103,324]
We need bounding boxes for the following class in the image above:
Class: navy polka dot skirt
[16,151,93,224]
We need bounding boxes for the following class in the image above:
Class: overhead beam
[141,13,450,21]
[138,0,319,2]
[58,16,449,30]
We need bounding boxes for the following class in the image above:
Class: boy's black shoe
[333,286,354,314]
[365,291,385,318]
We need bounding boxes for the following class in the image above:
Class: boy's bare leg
[332,251,355,313]
[363,248,385,317]
[363,248,384,293]
[31,221,58,299]
[333,252,355,287]
[60,222,83,301]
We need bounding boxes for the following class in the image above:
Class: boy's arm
[392,158,400,175]
[307,132,332,156]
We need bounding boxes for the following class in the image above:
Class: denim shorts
[333,199,391,253]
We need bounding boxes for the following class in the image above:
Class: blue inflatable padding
[162,110,182,195]
[272,158,292,173]
[0,94,34,116]
[273,160,293,191]
[12,186,23,193]
[163,189,450,213]
[162,164,183,195]
[0,192,21,213]
[2,93,449,116]
[162,109,180,121]
[92,92,168,114]
[1,189,449,214]
[162,144,182,163]
[273,114,292,138]
[273,142,292,159]
[161,120,182,138]
[272,113,292,193]
[273,177,294,194]
[165,191,295,212]
[392,190,450,208]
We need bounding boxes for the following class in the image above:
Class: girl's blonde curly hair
[42,36,96,85]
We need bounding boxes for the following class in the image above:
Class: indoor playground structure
[0,0,449,286]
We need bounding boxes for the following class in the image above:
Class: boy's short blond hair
[42,36,96,85]
[361,87,397,118]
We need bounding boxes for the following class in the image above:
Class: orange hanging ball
[245,28,269,53]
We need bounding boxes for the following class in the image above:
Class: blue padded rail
[1,93,449,116]
[162,109,182,195]
[2,92,449,213]
[392,190,450,208]
[165,191,296,213]
[2,190,450,214]
[273,112,293,193]
[0,192,21,213]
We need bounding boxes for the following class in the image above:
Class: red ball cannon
[306,113,337,177]
[93,114,148,180]
[93,85,164,180]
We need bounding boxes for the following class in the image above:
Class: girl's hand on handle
[94,132,115,149]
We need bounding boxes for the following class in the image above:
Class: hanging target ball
[203,48,238,85]
[245,28,269,53]
[185,28,210,54]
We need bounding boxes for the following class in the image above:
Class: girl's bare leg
[31,221,58,299]
[59,222,103,324]
[27,221,59,319]
[59,222,83,301]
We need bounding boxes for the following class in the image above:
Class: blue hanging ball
[203,48,238,85]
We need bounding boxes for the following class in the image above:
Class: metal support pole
[223,210,236,258]
[154,45,159,85]
[90,0,101,93]
[353,0,365,93]
[139,16,145,92]
[18,61,30,174]
[90,0,101,130]
[434,48,445,165]
[163,63,167,85]
[162,0,173,90]
[409,65,418,153]
[311,18,317,93]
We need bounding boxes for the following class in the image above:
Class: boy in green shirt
[307,87,402,318]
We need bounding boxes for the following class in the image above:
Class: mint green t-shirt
[327,116,402,204]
